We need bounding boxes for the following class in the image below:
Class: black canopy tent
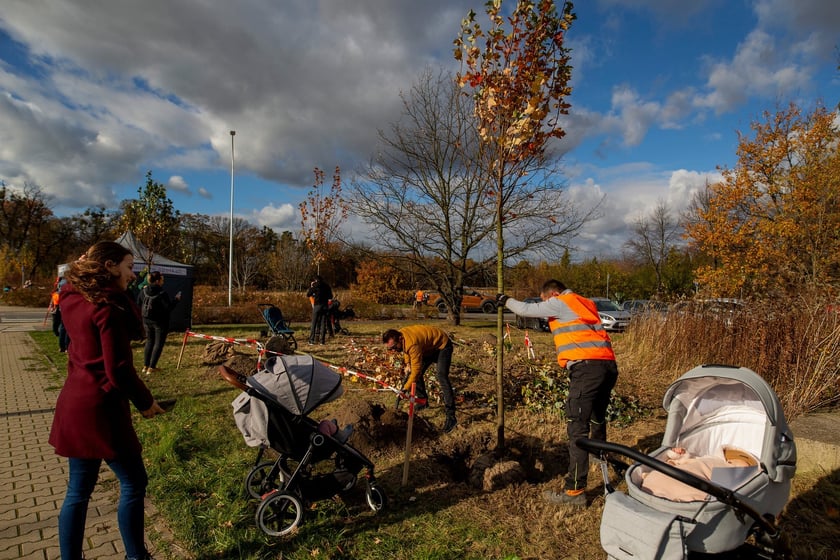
[58,232,194,331]
[114,231,194,332]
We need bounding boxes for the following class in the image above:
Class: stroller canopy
[247,354,344,416]
[660,364,796,483]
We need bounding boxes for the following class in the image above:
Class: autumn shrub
[352,258,414,304]
[620,294,840,420]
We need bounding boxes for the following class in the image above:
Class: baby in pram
[639,446,759,502]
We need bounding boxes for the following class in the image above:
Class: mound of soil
[201,340,233,365]
[327,396,436,459]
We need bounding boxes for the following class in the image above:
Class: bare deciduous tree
[624,199,682,295]
[351,68,592,325]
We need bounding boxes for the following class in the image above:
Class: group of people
[48,245,615,559]
[305,276,358,343]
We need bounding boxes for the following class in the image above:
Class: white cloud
[168,175,189,193]
[0,0,476,207]
[1,0,837,259]
[251,203,298,231]
[694,30,813,114]
[566,165,720,258]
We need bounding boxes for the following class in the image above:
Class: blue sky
[1,0,838,259]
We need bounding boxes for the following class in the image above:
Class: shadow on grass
[780,467,840,559]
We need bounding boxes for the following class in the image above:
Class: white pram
[579,364,797,559]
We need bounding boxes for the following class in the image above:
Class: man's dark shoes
[543,489,586,507]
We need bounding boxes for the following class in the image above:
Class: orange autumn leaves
[685,102,840,296]
[454,0,575,165]
[299,166,349,270]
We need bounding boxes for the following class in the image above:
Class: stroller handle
[219,365,249,391]
[576,438,781,540]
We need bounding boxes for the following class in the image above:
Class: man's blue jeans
[59,455,149,560]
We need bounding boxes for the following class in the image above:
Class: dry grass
[619,297,840,420]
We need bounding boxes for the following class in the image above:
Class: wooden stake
[176,330,190,369]
[401,383,416,487]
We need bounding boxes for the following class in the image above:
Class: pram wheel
[365,482,387,512]
[255,491,303,537]
[245,461,285,500]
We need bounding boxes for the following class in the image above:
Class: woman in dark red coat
[49,241,164,560]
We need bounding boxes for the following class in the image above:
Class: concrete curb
[789,412,840,474]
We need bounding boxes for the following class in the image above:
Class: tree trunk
[495,175,505,453]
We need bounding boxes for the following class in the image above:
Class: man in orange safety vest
[497,279,619,508]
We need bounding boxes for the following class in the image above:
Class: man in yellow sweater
[382,325,457,432]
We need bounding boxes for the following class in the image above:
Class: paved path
[0,307,169,560]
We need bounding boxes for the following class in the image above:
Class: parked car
[670,298,745,327]
[425,288,497,314]
[514,297,550,332]
[591,297,632,332]
[621,299,669,317]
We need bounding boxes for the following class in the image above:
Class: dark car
[514,297,550,332]
[670,298,745,327]
[622,299,669,317]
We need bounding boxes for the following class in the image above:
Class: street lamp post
[228,130,236,307]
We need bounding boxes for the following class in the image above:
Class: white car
[590,298,632,332]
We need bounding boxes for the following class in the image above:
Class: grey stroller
[221,354,386,537]
[579,364,796,559]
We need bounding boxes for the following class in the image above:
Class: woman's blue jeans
[59,455,149,560]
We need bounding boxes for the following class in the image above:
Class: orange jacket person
[382,325,457,432]
[498,280,619,508]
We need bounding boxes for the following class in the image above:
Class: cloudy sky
[1,0,838,259]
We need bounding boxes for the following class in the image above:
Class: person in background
[382,325,458,433]
[307,275,333,345]
[497,280,619,508]
[137,271,181,374]
[49,241,165,560]
[49,277,70,352]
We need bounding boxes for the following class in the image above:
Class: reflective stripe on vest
[549,293,615,367]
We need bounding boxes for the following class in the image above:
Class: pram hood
[660,364,796,483]
[247,354,344,416]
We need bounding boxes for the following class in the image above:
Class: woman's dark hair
[66,242,133,304]
[148,271,163,283]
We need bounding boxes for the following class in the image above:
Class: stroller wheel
[245,461,285,500]
[255,491,303,537]
[365,483,387,513]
